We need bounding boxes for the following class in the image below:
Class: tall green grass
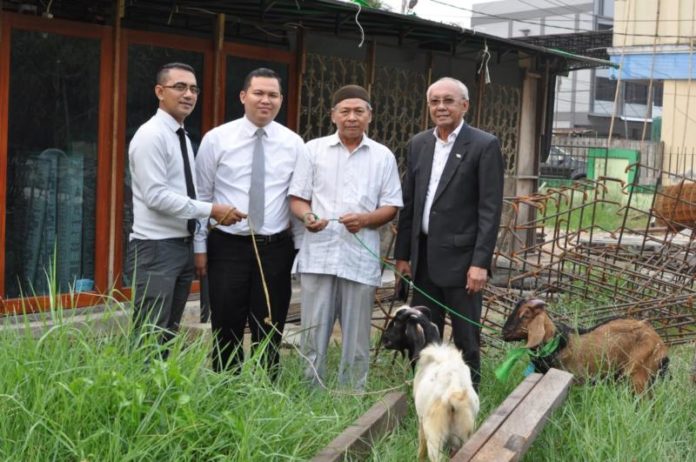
[0,310,392,461]
[1,301,694,461]
[366,344,696,462]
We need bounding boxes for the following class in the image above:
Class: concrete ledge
[311,391,408,462]
[0,305,130,338]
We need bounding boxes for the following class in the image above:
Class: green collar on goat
[495,333,562,382]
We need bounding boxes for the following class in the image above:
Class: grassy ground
[367,344,696,462]
[537,186,651,233]
[1,306,694,461]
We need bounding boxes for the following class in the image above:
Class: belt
[147,236,192,244]
[214,228,291,245]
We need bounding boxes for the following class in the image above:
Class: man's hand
[211,203,246,226]
[194,253,207,278]
[303,212,329,233]
[466,266,488,294]
[339,213,368,234]
[394,259,412,294]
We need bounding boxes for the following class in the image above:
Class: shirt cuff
[288,188,311,200]
[193,235,207,253]
[192,200,213,219]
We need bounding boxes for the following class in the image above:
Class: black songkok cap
[331,84,371,107]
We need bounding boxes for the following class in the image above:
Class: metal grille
[486,169,696,347]
[477,83,521,175]
[370,65,428,172]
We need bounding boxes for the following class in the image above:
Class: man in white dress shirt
[195,68,307,374]
[289,85,403,390]
[127,62,237,352]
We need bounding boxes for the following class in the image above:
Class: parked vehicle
[540,146,587,180]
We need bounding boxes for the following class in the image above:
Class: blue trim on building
[610,52,696,80]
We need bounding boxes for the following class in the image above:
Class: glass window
[625,81,649,105]
[5,30,100,298]
[226,57,288,125]
[595,76,617,102]
[653,81,664,107]
[121,45,204,279]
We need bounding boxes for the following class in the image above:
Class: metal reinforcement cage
[374,162,696,353]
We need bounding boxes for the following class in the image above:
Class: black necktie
[176,128,197,236]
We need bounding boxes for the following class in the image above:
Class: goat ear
[413,306,432,320]
[405,322,426,350]
[526,314,548,348]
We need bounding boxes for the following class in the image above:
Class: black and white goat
[381,305,440,369]
[381,305,479,462]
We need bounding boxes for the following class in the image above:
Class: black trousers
[411,235,482,390]
[207,229,294,373]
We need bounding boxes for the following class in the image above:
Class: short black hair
[242,67,283,93]
[157,62,196,84]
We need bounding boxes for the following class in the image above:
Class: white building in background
[472,0,662,139]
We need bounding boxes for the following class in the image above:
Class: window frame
[0,12,113,313]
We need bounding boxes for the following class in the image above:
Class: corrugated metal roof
[2,0,609,71]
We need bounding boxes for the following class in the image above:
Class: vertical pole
[295,28,306,134]
[213,13,225,127]
[517,58,540,252]
[107,0,124,288]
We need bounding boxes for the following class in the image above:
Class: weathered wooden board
[311,391,408,462]
[454,368,573,462]
[452,373,543,462]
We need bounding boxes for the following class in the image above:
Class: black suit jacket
[394,123,504,287]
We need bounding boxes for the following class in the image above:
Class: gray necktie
[248,128,266,230]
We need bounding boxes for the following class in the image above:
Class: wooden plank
[470,368,574,462]
[311,391,408,462]
[452,373,542,462]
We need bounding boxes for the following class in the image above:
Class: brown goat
[502,299,669,394]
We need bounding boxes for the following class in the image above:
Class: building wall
[612,0,696,175]
[662,80,696,167]
[614,0,696,47]
[472,0,595,38]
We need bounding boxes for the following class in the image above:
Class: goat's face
[381,305,438,356]
[381,307,414,351]
[502,299,555,348]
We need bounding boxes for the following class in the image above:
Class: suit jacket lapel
[433,124,470,204]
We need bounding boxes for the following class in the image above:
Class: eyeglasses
[162,83,201,95]
[428,97,459,107]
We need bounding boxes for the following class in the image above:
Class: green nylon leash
[348,229,492,332]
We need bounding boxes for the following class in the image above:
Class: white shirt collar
[432,119,464,143]
[328,131,371,152]
[241,115,274,138]
[156,108,185,133]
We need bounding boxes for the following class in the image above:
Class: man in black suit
[394,77,504,390]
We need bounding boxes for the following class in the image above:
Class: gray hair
[427,77,469,101]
